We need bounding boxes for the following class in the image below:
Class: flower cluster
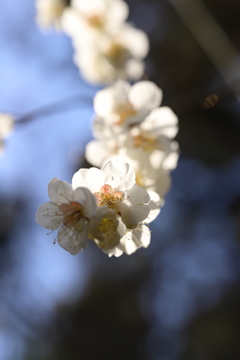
[36,160,161,257]
[35,0,180,257]
[0,113,14,155]
[36,0,149,84]
[36,0,69,29]
[86,80,179,203]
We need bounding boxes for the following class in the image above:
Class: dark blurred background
[0,0,240,359]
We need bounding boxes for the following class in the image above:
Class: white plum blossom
[61,0,129,44]
[72,159,161,256]
[85,102,178,200]
[36,0,69,29]
[92,80,162,138]
[104,190,161,257]
[98,154,172,203]
[72,25,149,84]
[72,159,151,230]
[123,106,179,170]
[36,178,97,254]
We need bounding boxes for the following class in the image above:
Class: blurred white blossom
[92,80,162,138]
[62,0,129,42]
[36,0,69,29]
[0,113,14,155]
[72,25,149,84]
[123,107,179,170]
[85,82,179,200]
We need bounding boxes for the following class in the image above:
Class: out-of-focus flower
[124,106,179,170]
[36,0,69,29]
[86,99,178,200]
[73,25,149,84]
[0,113,14,156]
[92,80,162,138]
[61,0,129,43]
[0,113,14,138]
[35,178,97,254]
[72,159,151,229]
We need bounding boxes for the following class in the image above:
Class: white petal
[119,27,149,58]
[35,201,63,230]
[107,0,129,26]
[149,150,166,169]
[102,160,135,190]
[104,246,124,257]
[120,233,138,255]
[92,116,116,139]
[147,191,161,223]
[129,81,162,111]
[94,87,116,117]
[125,59,145,81]
[127,184,150,204]
[85,140,109,168]
[72,168,104,192]
[118,201,150,228]
[73,187,97,218]
[112,80,130,105]
[144,107,178,138]
[155,169,172,200]
[57,226,88,255]
[48,178,73,203]
[61,8,84,37]
[73,0,106,15]
[121,225,151,254]
[162,142,179,170]
[135,225,151,248]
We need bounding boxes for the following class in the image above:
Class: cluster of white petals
[36,160,161,256]
[35,0,179,258]
[36,0,149,84]
[0,113,14,155]
[36,0,69,29]
[86,80,179,202]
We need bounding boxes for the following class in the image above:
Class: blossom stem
[14,94,92,125]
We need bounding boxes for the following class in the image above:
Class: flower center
[114,102,136,126]
[87,14,104,29]
[95,218,120,250]
[132,131,157,153]
[104,42,130,68]
[94,184,124,209]
[99,218,117,233]
[59,201,86,231]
